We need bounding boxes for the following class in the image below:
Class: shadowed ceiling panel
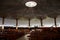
[0,0,60,19]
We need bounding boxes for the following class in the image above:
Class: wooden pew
[30,28,60,40]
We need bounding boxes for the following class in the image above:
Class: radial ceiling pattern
[0,0,60,19]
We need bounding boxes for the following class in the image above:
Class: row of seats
[0,29,25,40]
[29,28,60,40]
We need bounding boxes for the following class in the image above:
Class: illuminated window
[0,18,2,27]
[4,18,16,27]
[18,18,28,27]
[56,16,60,27]
[43,17,54,27]
[30,18,41,27]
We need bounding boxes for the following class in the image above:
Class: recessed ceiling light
[25,1,37,7]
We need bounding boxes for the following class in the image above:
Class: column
[40,18,43,27]
[28,18,31,27]
[2,17,4,30]
[16,18,18,29]
[54,17,57,27]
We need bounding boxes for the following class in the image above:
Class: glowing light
[25,1,37,7]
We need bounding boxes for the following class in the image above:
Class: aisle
[17,34,30,40]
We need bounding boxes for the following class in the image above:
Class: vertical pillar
[2,17,4,30]
[54,17,57,27]
[28,18,30,27]
[40,18,43,27]
[16,18,18,29]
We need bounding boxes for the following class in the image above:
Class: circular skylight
[25,1,37,7]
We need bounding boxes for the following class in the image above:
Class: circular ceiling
[25,1,37,7]
[0,0,60,19]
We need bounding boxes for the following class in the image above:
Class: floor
[17,34,30,40]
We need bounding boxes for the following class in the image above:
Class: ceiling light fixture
[25,1,37,7]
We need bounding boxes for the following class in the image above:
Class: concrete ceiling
[0,0,60,19]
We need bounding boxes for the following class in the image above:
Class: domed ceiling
[0,0,60,19]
